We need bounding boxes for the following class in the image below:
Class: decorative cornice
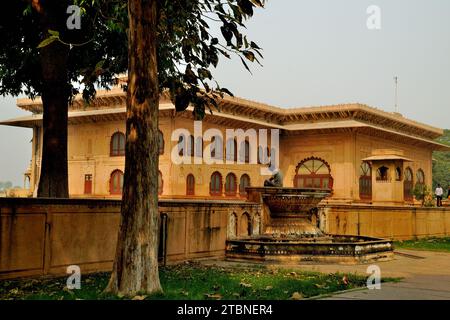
[13,86,445,142]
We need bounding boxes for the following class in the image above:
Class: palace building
[2,82,450,279]
[1,81,449,206]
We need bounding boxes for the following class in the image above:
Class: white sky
[1,0,449,186]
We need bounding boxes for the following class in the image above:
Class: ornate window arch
[189,135,195,157]
[359,162,372,200]
[376,166,390,181]
[239,174,251,196]
[195,136,203,158]
[110,132,125,156]
[238,140,251,163]
[211,136,223,160]
[293,157,333,189]
[210,171,222,196]
[186,174,195,196]
[416,169,425,186]
[178,134,185,156]
[404,167,414,201]
[110,170,124,195]
[225,173,237,196]
[257,146,270,164]
[226,138,237,162]
[395,167,402,181]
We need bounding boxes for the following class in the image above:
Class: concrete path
[284,249,450,300]
[202,249,450,300]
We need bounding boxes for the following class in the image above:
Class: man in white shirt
[435,184,444,207]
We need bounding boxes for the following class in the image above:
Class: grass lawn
[395,237,450,253]
[0,262,384,300]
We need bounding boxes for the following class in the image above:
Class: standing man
[435,184,444,207]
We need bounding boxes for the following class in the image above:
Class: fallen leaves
[204,293,222,300]
[291,292,303,300]
[239,282,252,288]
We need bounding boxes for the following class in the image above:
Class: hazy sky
[1,0,449,186]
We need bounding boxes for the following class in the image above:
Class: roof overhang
[362,155,413,162]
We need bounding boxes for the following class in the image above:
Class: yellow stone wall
[28,115,435,204]
[321,204,450,240]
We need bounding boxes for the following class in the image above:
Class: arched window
[195,136,203,158]
[416,169,425,186]
[404,167,414,201]
[158,130,164,155]
[225,173,237,196]
[210,171,222,195]
[395,167,402,181]
[244,140,250,163]
[294,157,333,189]
[258,146,270,164]
[186,174,195,196]
[226,139,237,162]
[110,132,125,156]
[359,162,372,201]
[189,135,195,157]
[178,134,185,156]
[110,170,124,195]
[158,170,163,195]
[238,140,251,163]
[376,166,389,181]
[211,136,223,160]
[239,174,251,195]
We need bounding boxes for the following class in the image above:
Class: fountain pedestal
[226,187,394,264]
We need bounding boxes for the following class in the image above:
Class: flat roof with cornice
[2,86,449,151]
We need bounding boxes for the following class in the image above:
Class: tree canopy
[433,129,450,191]
[0,1,128,102]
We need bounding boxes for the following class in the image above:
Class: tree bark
[35,0,70,198]
[106,0,162,295]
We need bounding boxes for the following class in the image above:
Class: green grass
[395,237,450,253]
[0,262,383,300]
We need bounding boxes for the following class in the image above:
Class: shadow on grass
[0,262,398,300]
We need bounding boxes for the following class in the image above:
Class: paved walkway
[315,249,450,300]
[202,249,450,300]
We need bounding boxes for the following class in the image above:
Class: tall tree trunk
[35,0,70,198]
[106,0,162,295]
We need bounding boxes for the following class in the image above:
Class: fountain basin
[226,235,394,265]
[230,187,394,264]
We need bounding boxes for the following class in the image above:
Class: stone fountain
[226,187,394,264]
